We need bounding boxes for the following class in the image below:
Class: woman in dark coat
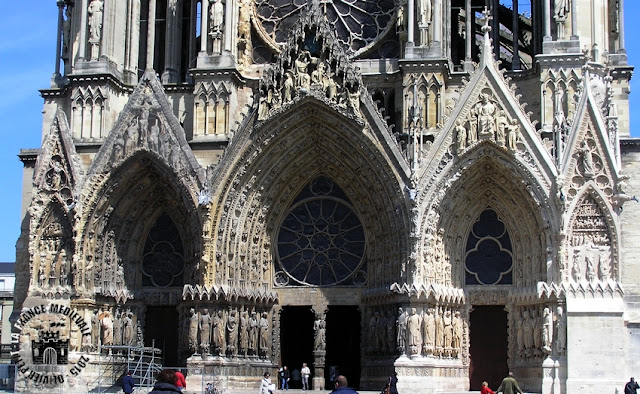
[149,369,182,394]
[386,372,399,394]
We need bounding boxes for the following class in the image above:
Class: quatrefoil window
[142,213,184,287]
[465,209,513,285]
[277,177,366,286]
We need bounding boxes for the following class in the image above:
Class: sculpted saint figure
[396,307,407,354]
[386,309,395,351]
[123,312,135,346]
[542,307,553,353]
[314,317,326,351]
[113,309,122,346]
[188,308,199,354]
[555,305,566,353]
[578,141,595,177]
[417,0,433,45]
[506,120,518,151]
[443,309,453,354]
[101,310,114,346]
[227,308,238,355]
[259,312,269,356]
[294,51,312,89]
[88,0,104,42]
[435,307,444,354]
[210,0,224,32]
[200,308,212,354]
[478,94,496,137]
[452,311,462,354]
[407,308,421,354]
[239,309,249,355]
[522,309,533,356]
[249,311,259,354]
[455,121,467,152]
[213,309,226,355]
[421,307,435,355]
[496,110,508,144]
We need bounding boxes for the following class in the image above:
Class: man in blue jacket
[331,375,358,394]
[122,371,135,394]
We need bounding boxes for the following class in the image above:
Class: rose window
[254,0,397,56]
[276,177,366,286]
[142,213,185,287]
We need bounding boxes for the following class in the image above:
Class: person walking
[385,372,398,394]
[495,372,523,394]
[259,372,274,394]
[625,377,640,394]
[174,369,186,391]
[279,365,290,390]
[121,371,135,394]
[149,369,182,394]
[301,362,311,390]
[330,375,358,394]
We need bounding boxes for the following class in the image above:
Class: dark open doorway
[145,306,179,367]
[326,305,361,389]
[280,306,315,389]
[469,305,508,390]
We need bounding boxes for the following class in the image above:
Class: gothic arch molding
[211,98,411,291]
[77,152,202,300]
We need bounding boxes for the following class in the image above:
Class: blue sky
[0,2,638,262]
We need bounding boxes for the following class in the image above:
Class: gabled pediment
[561,71,618,205]
[87,71,205,188]
[421,19,556,195]
[33,109,81,210]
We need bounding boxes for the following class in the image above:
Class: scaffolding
[92,344,162,393]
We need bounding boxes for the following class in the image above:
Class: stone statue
[522,309,533,357]
[496,110,508,145]
[396,307,407,354]
[455,121,467,153]
[101,309,114,346]
[294,51,312,89]
[200,308,212,354]
[555,305,566,353]
[377,311,387,350]
[123,312,135,346]
[585,254,597,282]
[443,309,453,355]
[421,307,435,355]
[578,141,595,178]
[314,317,326,351]
[91,309,100,350]
[571,253,581,282]
[188,308,199,354]
[210,0,224,32]
[554,0,569,20]
[506,120,518,151]
[88,0,104,42]
[417,0,433,45]
[542,307,553,354]
[70,323,80,352]
[386,309,395,352]
[370,311,379,351]
[283,72,294,102]
[478,94,496,137]
[435,307,444,355]
[212,309,225,355]
[125,119,138,155]
[396,1,405,33]
[515,310,523,356]
[226,308,238,356]
[239,309,249,355]
[259,312,269,356]
[249,310,259,354]
[407,308,421,355]
[532,307,542,357]
[113,309,122,346]
[452,311,462,355]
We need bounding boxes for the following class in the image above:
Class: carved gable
[256,2,365,122]
[88,70,205,190]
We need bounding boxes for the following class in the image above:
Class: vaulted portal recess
[469,306,508,390]
[280,306,315,389]
[145,306,179,367]
[326,306,361,389]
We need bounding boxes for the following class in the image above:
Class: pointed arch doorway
[469,305,508,390]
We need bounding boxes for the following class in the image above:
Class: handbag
[268,383,276,391]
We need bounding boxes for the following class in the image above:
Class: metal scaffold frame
[93,343,162,393]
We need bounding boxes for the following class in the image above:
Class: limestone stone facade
[13,0,639,393]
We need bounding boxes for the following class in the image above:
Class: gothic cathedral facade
[14,0,640,393]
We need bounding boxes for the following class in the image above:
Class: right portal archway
[469,305,508,390]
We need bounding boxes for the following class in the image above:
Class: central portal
[280,306,315,389]
[326,305,361,389]
[145,306,179,367]
[469,305,508,390]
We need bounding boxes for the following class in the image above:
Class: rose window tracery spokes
[465,209,513,285]
[142,213,185,287]
[277,177,366,286]
[254,0,396,56]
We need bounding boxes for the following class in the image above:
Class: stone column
[512,0,521,69]
[187,0,197,80]
[200,0,209,54]
[433,0,442,47]
[52,0,65,86]
[125,0,140,84]
[78,0,88,60]
[543,0,551,41]
[312,309,327,391]
[464,0,473,71]
[146,0,157,70]
[618,0,625,52]
[570,0,578,39]
[162,0,181,83]
[492,0,499,59]
[407,0,415,45]
[224,0,234,53]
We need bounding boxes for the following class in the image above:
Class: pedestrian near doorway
[174,369,186,391]
[481,381,496,394]
[301,362,311,390]
[279,365,290,390]
[122,371,135,394]
[260,372,274,394]
[331,375,358,394]
[383,372,398,394]
[495,372,523,394]
[149,369,182,394]
[625,377,640,394]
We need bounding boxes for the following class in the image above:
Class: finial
[481,7,492,34]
